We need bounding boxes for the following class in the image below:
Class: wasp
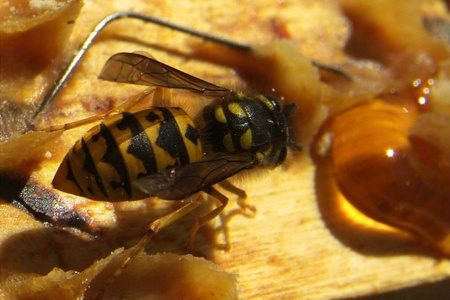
[49,50,301,245]
[33,12,311,247]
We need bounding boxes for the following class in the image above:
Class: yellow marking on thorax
[228,102,246,117]
[223,133,235,152]
[240,129,252,150]
[256,95,275,111]
[215,107,227,123]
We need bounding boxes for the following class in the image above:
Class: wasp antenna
[282,103,298,118]
[32,12,251,119]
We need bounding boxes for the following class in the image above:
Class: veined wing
[99,52,231,97]
[133,152,259,200]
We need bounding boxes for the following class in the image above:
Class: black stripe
[155,107,190,166]
[80,138,108,198]
[117,112,158,178]
[96,123,131,198]
[65,154,85,196]
[145,110,161,123]
[185,124,199,145]
[223,101,250,151]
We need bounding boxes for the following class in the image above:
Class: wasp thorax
[201,92,290,167]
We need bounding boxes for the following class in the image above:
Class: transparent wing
[133,152,259,200]
[99,52,231,97]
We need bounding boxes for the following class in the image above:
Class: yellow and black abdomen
[53,107,202,201]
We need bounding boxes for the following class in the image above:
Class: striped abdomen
[53,107,202,201]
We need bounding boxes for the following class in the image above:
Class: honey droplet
[331,100,450,255]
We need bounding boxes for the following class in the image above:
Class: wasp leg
[186,187,229,251]
[106,87,156,115]
[146,196,203,236]
[92,238,147,300]
[151,87,173,107]
[92,196,203,299]
[40,87,155,132]
[218,180,256,215]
